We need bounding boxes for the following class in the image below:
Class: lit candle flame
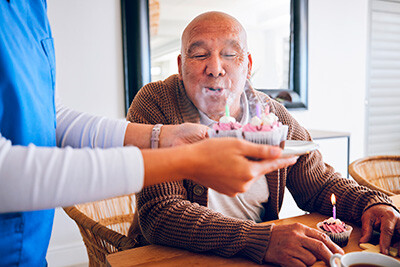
[331,194,336,205]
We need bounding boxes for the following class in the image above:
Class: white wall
[48,0,125,118]
[47,0,125,266]
[292,0,369,161]
[46,0,370,265]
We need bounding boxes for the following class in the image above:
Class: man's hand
[264,223,344,267]
[360,204,400,255]
[186,138,298,196]
[159,123,209,147]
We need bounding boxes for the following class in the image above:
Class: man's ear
[177,54,183,80]
[247,53,253,79]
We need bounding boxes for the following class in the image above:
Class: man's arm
[136,178,273,263]
[126,80,295,263]
[260,99,396,265]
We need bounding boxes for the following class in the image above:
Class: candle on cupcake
[225,104,230,117]
[331,194,336,219]
[256,103,261,118]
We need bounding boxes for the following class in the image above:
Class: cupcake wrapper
[280,125,289,143]
[207,129,243,139]
[317,222,353,247]
[243,125,289,147]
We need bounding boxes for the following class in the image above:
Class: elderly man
[127,11,400,266]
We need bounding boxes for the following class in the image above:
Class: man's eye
[193,54,207,58]
[223,54,236,58]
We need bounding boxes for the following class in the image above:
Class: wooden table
[106,196,400,267]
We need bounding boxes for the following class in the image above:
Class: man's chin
[198,107,225,120]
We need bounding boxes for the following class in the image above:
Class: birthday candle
[331,194,336,219]
[225,104,230,117]
[333,206,336,220]
[256,104,261,118]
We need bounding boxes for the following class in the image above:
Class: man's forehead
[181,12,248,52]
[184,26,246,50]
[187,21,242,39]
[186,39,244,53]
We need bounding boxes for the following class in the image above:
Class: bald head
[177,11,252,121]
[181,11,248,54]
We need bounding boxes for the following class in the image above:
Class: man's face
[178,17,252,119]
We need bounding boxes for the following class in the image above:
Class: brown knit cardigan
[127,74,394,264]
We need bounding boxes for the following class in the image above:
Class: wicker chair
[63,194,138,266]
[349,155,400,196]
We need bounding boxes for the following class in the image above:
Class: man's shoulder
[129,74,185,124]
[133,74,180,104]
[141,74,180,93]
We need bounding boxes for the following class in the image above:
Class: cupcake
[208,115,243,139]
[317,217,353,247]
[242,106,288,148]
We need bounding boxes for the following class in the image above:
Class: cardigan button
[193,185,205,196]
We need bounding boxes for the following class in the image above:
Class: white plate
[281,140,319,157]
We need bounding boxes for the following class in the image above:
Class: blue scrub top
[0,0,57,265]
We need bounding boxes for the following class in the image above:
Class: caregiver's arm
[0,100,296,212]
[0,133,296,212]
[56,98,208,150]
[55,99,297,194]
[0,133,144,212]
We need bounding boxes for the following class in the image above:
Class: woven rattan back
[349,155,400,196]
[63,194,137,266]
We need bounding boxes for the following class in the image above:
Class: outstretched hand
[186,138,298,196]
[264,223,344,267]
[360,204,400,256]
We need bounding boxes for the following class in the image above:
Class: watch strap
[151,124,163,149]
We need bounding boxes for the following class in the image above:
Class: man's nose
[205,55,226,78]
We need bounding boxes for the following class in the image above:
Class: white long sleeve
[0,100,144,213]
[55,98,128,149]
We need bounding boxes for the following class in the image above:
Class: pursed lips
[208,87,221,91]
[205,87,224,92]
[203,87,226,97]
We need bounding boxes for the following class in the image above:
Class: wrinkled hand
[264,223,344,267]
[160,123,209,147]
[187,138,298,196]
[360,204,400,255]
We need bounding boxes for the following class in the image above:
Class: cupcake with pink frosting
[317,217,353,247]
[242,105,288,148]
[208,105,243,139]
